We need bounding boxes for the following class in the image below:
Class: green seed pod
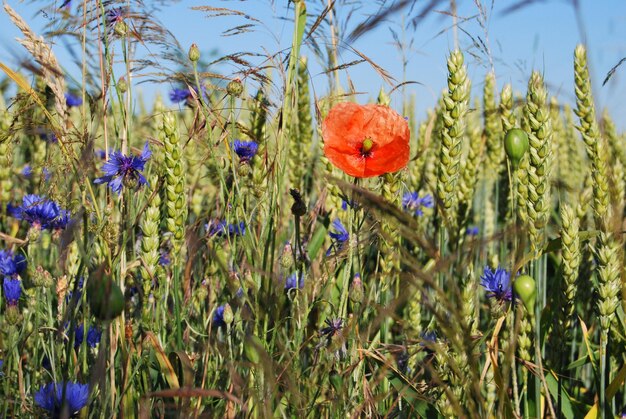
[244,335,264,364]
[5,305,21,325]
[87,273,125,321]
[227,79,243,97]
[329,370,343,393]
[222,303,234,325]
[117,77,128,93]
[504,128,529,168]
[513,275,536,313]
[188,43,200,62]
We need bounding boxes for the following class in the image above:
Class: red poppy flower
[322,102,410,178]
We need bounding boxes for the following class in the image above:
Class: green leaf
[545,370,576,419]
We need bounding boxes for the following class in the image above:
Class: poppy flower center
[360,138,374,158]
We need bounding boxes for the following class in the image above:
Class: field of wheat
[0,1,625,418]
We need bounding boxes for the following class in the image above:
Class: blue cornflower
[8,195,69,231]
[38,131,58,143]
[22,165,32,177]
[169,88,192,104]
[402,192,434,216]
[3,278,21,305]
[65,277,84,304]
[65,92,82,108]
[480,266,513,302]
[326,219,349,256]
[105,7,126,27]
[206,220,245,238]
[60,0,71,9]
[212,305,226,327]
[0,249,26,278]
[232,140,258,163]
[284,272,304,290]
[466,226,479,236]
[74,325,101,348]
[158,249,170,266]
[34,381,89,415]
[94,149,107,160]
[94,142,151,194]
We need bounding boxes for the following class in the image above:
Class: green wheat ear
[288,56,314,192]
[161,111,187,259]
[574,44,609,223]
[0,104,13,208]
[522,71,552,255]
[559,204,581,340]
[437,49,471,228]
[484,72,503,174]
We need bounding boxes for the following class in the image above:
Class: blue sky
[1,0,625,128]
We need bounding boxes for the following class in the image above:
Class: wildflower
[466,226,479,236]
[320,318,343,338]
[0,249,26,278]
[326,219,349,256]
[3,278,21,305]
[105,7,126,27]
[402,192,434,216]
[480,266,513,302]
[158,249,171,266]
[34,381,89,416]
[206,220,245,238]
[213,304,226,327]
[322,102,410,177]
[22,165,32,177]
[38,131,58,143]
[169,85,206,106]
[284,272,304,290]
[74,325,102,348]
[94,142,151,194]
[169,87,192,104]
[232,140,258,163]
[65,92,82,108]
[8,195,69,231]
[94,149,108,160]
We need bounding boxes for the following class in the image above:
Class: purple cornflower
[8,195,69,231]
[284,272,304,290]
[169,88,192,104]
[206,220,245,238]
[320,318,343,338]
[3,278,22,305]
[94,142,151,194]
[326,219,349,256]
[402,192,434,216]
[74,325,101,348]
[34,381,89,416]
[466,226,479,236]
[22,165,32,178]
[0,249,26,278]
[232,140,258,163]
[65,92,82,108]
[480,266,513,302]
[105,7,126,27]
[158,249,170,266]
[212,305,226,327]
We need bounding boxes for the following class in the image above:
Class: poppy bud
[514,275,536,313]
[118,77,128,93]
[504,128,529,168]
[188,43,200,62]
